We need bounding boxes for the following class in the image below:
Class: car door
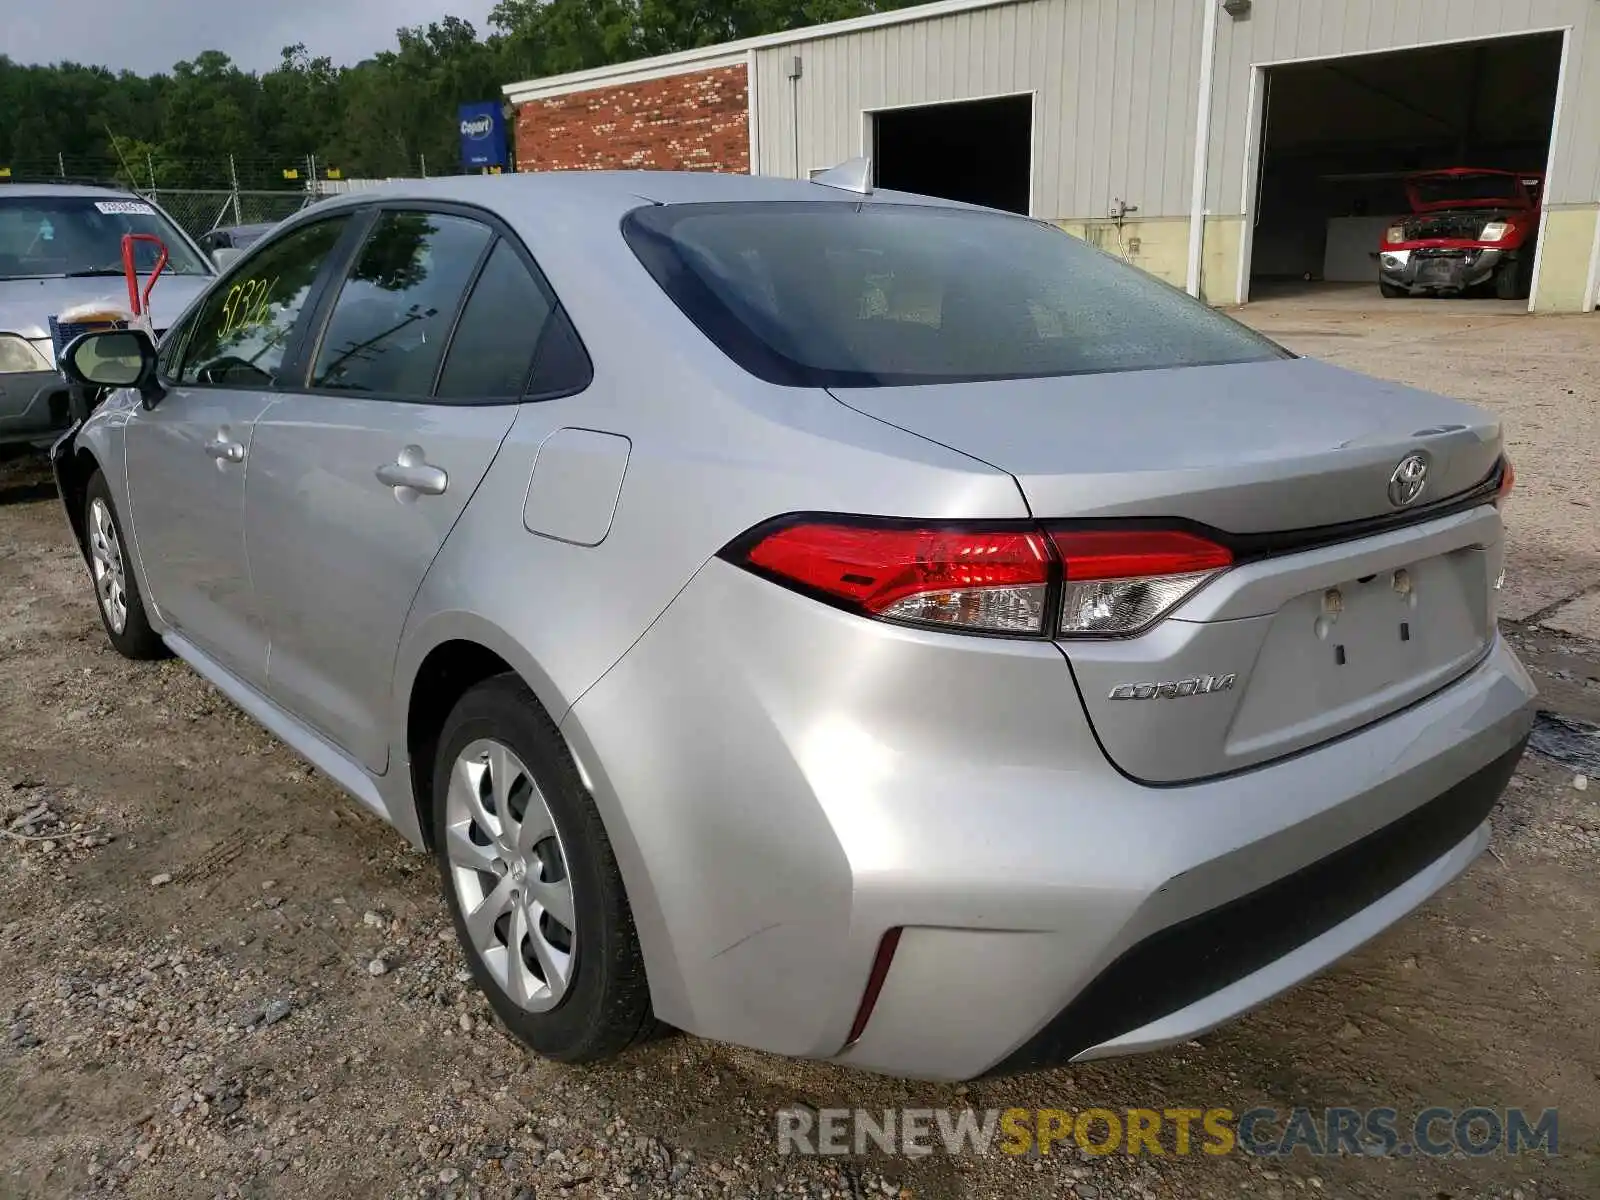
[124,213,355,685]
[245,206,569,774]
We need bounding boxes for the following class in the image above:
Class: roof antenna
[810,155,873,196]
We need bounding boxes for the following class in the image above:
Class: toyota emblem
[1388,454,1429,507]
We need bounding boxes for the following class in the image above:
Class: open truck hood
[829,357,1501,533]
[1405,169,1538,213]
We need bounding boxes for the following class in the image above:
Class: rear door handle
[376,445,447,497]
[204,436,245,463]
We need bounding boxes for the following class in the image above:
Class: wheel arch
[396,613,584,853]
[56,444,104,559]
[395,614,679,1019]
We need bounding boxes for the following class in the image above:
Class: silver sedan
[51,168,1534,1080]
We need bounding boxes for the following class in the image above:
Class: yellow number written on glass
[216,275,281,340]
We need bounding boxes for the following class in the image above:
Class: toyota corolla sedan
[51,169,1534,1081]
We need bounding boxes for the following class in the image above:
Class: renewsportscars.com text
[775,1106,1560,1159]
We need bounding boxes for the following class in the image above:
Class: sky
[6,0,502,75]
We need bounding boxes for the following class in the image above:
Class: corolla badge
[1108,674,1237,701]
[1388,454,1429,507]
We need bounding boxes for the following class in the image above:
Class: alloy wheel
[88,497,128,634]
[445,738,576,1012]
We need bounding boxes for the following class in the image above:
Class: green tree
[1,2,944,184]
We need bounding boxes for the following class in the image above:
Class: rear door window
[310,210,492,397]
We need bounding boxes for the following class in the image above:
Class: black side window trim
[274,207,380,389]
[289,199,594,407]
[432,239,591,404]
[426,233,501,397]
[523,306,592,401]
[159,212,365,392]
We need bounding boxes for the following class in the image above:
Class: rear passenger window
[436,240,552,400]
[526,309,592,399]
[311,210,491,397]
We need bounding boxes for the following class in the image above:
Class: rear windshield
[623,201,1288,388]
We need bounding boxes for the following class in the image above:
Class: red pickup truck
[1378,168,1543,299]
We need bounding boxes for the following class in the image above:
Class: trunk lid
[830,357,1501,533]
[831,357,1506,782]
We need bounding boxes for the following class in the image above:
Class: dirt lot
[2,290,1598,1200]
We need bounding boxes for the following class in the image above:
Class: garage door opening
[871,95,1032,214]
[1246,32,1562,307]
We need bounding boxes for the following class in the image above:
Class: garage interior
[871,94,1033,214]
[1248,32,1562,300]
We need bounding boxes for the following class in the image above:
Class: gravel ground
[1,289,1598,1200]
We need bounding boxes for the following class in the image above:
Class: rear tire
[1378,280,1407,299]
[83,471,168,660]
[430,673,655,1063]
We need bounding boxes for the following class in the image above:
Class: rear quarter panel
[389,193,1028,748]
[386,199,1029,1028]
[389,367,1028,746]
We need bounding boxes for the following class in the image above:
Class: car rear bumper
[980,736,1518,1073]
[0,369,73,447]
[564,558,1536,1081]
[1379,248,1506,293]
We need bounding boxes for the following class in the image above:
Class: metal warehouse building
[504,0,1600,313]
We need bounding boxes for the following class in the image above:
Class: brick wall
[514,64,750,173]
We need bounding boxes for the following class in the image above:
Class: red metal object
[120,233,169,319]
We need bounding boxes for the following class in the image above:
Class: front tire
[1378,280,1407,298]
[430,673,654,1063]
[83,470,168,660]
[1493,257,1530,300]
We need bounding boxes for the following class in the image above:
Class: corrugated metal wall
[1209,0,1600,210]
[753,0,1204,219]
[754,0,1599,221]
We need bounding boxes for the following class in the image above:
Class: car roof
[300,169,986,220]
[0,182,143,200]
[261,172,1021,382]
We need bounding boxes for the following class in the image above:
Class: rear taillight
[730,519,1231,638]
[742,522,1052,635]
[1052,529,1232,636]
[1496,458,1515,508]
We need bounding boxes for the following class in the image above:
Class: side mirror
[212,247,243,268]
[59,329,165,409]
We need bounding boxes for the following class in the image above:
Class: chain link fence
[139,189,317,241]
[4,153,434,244]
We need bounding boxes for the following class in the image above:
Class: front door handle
[376,445,448,498]
[204,435,245,464]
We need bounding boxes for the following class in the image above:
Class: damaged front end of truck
[1378,169,1543,300]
